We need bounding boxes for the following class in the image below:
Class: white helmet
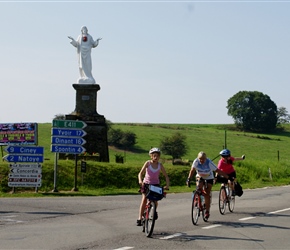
[149,148,161,155]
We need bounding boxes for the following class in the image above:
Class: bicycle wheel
[191,192,200,225]
[202,203,208,222]
[219,186,227,215]
[228,195,235,212]
[145,201,156,237]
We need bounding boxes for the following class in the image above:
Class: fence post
[268,168,272,181]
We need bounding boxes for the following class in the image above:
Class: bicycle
[189,178,209,225]
[141,184,167,237]
[218,176,235,214]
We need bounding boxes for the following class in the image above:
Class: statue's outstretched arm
[93,37,102,48]
[68,36,78,47]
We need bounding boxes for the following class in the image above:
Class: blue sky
[1,1,290,124]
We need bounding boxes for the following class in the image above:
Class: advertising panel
[0,123,38,145]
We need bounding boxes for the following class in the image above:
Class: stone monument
[66,26,109,162]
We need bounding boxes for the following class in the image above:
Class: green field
[1,123,290,197]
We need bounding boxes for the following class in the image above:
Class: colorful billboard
[0,123,38,145]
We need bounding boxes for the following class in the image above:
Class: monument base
[65,83,109,162]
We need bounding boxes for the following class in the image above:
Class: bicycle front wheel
[191,192,200,225]
[145,201,156,237]
[219,187,227,215]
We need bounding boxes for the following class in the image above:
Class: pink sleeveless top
[143,161,161,185]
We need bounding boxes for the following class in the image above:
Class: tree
[227,91,277,132]
[160,132,187,161]
[54,114,65,120]
[277,106,290,125]
[108,128,136,149]
[120,131,137,148]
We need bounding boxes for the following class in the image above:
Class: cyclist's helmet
[220,149,231,157]
[149,148,161,155]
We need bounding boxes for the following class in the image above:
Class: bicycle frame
[142,185,166,237]
[191,178,209,225]
[218,181,235,215]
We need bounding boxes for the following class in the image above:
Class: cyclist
[136,148,170,226]
[187,151,229,219]
[216,149,245,196]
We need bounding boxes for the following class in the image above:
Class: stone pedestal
[66,84,109,162]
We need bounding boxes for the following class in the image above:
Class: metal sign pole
[72,154,79,191]
[52,153,58,192]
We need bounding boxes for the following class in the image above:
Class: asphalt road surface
[0,185,290,250]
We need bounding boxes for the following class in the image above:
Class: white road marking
[268,208,290,214]
[113,247,134,250]
[202,224,222,229]
[0,215,24,223]
[160,233,183,240]
[239,216,256,221]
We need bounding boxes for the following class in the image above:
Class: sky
[1,0,290,124]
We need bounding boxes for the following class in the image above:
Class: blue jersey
[191,158,217,180]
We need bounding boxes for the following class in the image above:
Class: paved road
[0,185,289,249]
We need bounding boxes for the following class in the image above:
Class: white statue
[68,26,102,84]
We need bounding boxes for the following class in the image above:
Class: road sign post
[51,119,87,192]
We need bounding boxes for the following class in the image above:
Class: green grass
[1,122,290,197]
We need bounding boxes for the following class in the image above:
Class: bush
[108,128,136,149]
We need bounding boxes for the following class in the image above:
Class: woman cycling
[216,149,245,196]
[187,151,229,219]
[136,148,170,226]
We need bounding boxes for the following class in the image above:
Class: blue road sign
[3,154,44,163]
[51,136,86,145]
[51,145,86,154]
[51,128,87,137]
[4,146,44,155]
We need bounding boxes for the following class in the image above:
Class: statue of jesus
[68,26,102,84]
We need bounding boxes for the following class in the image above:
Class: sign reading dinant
[0,123,38,145]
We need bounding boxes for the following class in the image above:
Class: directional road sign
[51,136,86,145]
[52,120,87,129]
[3,154,44,163]
[8,178,41,183]
[8,182,42,188]
[10,168,42,174]
[51,128,87,137]
[4,146,44,155]
[51,145,86,154]
[8,177,42,187]
[8,163,41,169]
[9,173,42,178]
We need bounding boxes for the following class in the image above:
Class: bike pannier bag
[146,185,164,201]
[235,182,243,197]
